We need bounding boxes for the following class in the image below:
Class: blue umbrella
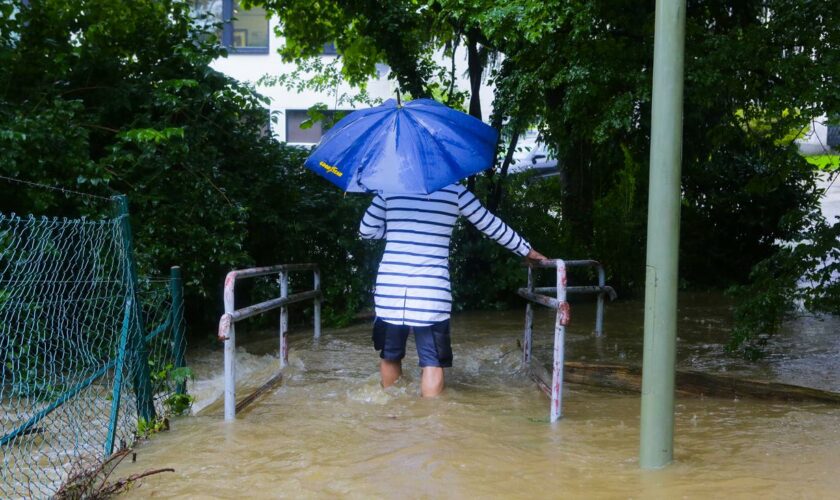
[304,98,498,194]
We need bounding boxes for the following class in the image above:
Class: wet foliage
[2,1,839,353]
[255,0,840,356]
[0,0,379,330]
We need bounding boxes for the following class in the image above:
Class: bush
[0,0,380,331]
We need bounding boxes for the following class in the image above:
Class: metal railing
[217,264,321,421]
[518,259,616,422]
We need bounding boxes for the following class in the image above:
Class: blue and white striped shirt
[359,183,531,326]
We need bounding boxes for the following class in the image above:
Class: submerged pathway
[116,306,840,497]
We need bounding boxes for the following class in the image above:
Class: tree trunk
[544,86,594,249]
[488,131,519,212]
[466,31,483,120]
[465,32,485,193]
[560,139,595,250]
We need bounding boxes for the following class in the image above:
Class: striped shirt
[359,183,531,327]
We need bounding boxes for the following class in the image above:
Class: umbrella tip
[396,89,402,107]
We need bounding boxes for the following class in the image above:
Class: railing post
[224,322,236,420]
[551,260,567,423]
[595,264,606,337]
[279,271,289,369]
[219,264,320,420]
[113,194,155,424]
[522,266,534,367]
[170,266,187,395]
[223,272,237,421]
[313,268,321,339]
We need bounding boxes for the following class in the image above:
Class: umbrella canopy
[304,98,498,194]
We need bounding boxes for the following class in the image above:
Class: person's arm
[359,194,386,239]
[457,186,542,259]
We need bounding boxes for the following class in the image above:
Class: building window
[286,110,349,144]
[192,0,269,54]
[286,110,323,143]
[228,1,269,51]
[828,125,840,149]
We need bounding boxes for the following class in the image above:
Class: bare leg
[421,367,444,397]
[380,359,402,388]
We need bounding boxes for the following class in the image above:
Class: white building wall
[211,17,495,144]
[796,115,834,155]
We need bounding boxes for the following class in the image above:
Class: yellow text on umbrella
[319,161,343,177]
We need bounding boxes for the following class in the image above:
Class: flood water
[115,296,840,498]
[113,176,840,497]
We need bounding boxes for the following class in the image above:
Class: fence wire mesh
[0,210,186,499]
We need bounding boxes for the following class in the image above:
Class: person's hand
[524,248,548,266]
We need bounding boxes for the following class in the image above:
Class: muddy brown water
[115,294,840,498]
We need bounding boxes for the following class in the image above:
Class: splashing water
[115,306,840,497]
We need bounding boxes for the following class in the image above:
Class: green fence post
[639,0,686,469]
[170,266,187,395]
[105,296,134,457]
[113,194,156,424]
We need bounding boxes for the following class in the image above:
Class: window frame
[285,109,323,145]
[221,0,270,55]
[321,42,338,56]
[285,109,352,144]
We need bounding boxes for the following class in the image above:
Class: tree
[0,0,378,329]
[253,0,840,352]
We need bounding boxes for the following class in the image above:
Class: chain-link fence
[0,198,187,498]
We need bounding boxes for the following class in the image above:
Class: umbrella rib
[322,106,393,143]
[401,112,484,190]
[411,107,491,160]
[353,110,400,191]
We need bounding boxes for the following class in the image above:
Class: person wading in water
[360,183,546,397]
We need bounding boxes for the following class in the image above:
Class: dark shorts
[372,317,453,367]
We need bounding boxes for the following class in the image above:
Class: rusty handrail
[219,264,321,421]
[519,258,615,422]
[519,260,569,422]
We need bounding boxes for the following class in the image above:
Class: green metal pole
[170,266,187,395]
[105,296,134,457]
[640,0,686,469]
[114,195,156,423]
